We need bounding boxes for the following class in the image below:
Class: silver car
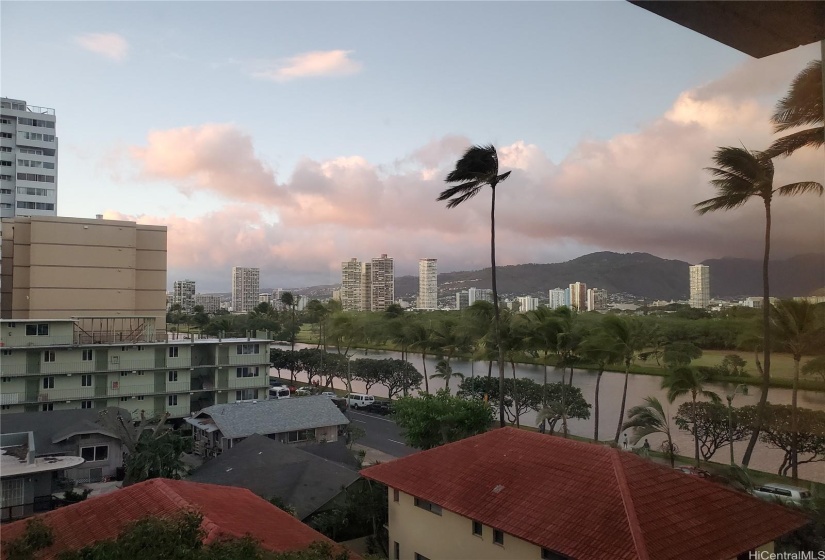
[752,483,812,506]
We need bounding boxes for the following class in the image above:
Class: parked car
[320,391,336,398]
[364,401,393,415]
[294,387,313,396]
[269,387,291,399]
[346,393,375,409]
[753,483,812,506]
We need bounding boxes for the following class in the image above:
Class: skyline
[2,2,822,291]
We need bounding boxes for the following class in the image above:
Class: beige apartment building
[0,216,167,329]
[0,317,270,418]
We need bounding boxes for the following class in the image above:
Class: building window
[81,400,93,409]
[120,371,129,377]
[236,366,259,378]
[541,548,569,560]
[168,371,178,382]
[1,377,10,383]
[286,429,314,443]
[1,350,11,356]
[236,343,260,355]
[393,489,399,502]
[80,445,108,462]
[168,395,178,406]
[42,376,54,389]
[43,351,56,363]
[236,389,256,401]
[472,520,482,537]
[137,396,145,401]
[41,403,53,411]
[168,346,179,358]
[82,349,93,361]
[81,374,92,387]
[120,397,129,402]
[26,323,49,336]
[394,542,399,560]
[493,530,504,546]
[1,405,11,410]
[413,497,442,516]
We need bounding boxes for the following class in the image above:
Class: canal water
[275,343,825,483]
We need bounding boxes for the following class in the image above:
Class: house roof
[361,428,809,560]
[0,408,128,455]
[0,478,349,559]
[188,396,349,440]
[187,434,360,519]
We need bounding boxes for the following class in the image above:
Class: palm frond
[772,60,822,133]
[439,144,507,209]
[694,193,753,214]
[775,181,824,197]
[766,127,824,158]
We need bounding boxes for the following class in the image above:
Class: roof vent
[492,485,505,494]
[252,400,257,404]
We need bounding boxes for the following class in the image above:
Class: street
[347,410,418,458]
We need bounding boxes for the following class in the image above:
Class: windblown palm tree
[439,144,511,427]
[695,146,822,467]
[598,315,640,444]
[525,307,561,433]
[580,332,622,442]
[406,320,433,393]
[768,60,823,158]
[430,359,465,393]
[623,396,676,467]
[770,299,825,481]
[662,367,720,466]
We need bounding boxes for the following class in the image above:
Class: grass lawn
[692,349,804,381]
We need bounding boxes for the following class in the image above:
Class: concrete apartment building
[0,317,270,419]
[468,287,493,306]
[341,258,362,311]
[586,287,607,311]
[455,291,469,310]
[417,258,438,310]
[0,216,166,328]
[548,288,566,309]
[568,282,587,311]
[369,254,394,311]
[517,296,539,313]
[172,280,196,312]
[340,255,394,311]
[0,98,58,218]
[231,267,259,313]
[689,264,710,308]
[194,293,221,314]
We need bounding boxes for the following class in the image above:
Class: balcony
[228,376,268,389]
[1,335,74,348]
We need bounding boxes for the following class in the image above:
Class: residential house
[1,431,84,522]
[188,433,361,521]
[361,427,808,560]
[185,396,349,457]
[0,478,354,558]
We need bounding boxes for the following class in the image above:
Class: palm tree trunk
[487,360,493,379]
[490,185,506,429]
[792,356,800,481]
[692,392,700,466]
[614,363,630,443]
[541,357,548,433]
[742,200,772,467]
[422,351,429,393]
[511,360,519,428]
[594,369,602,441]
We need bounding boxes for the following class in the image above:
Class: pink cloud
[74,33,129,62]
[251,50,363,82]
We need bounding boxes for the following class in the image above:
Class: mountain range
[301,252,823,301]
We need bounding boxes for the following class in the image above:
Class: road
[347,409,418,458]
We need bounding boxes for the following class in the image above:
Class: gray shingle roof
[193,396,349,440]
[0,408,128,455]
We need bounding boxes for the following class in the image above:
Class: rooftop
[361,428,808,560]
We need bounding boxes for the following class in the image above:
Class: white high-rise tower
[232,267,260,313]
[689,264,710,308]
[418,258,438,310]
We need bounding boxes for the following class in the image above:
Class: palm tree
[280,292,299,352]
[438,144,511,428]
[768,60,823,158]
[430,359,465,393]
[770,299,825,481]
[406,320,433,394]
[662,367,720,466]
[622,396,677,468]
[694,146,823,467]
[580,332,621,442]
[525,307,561,433]
[599,315,640,444]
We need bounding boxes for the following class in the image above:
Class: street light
[726,384,748,465]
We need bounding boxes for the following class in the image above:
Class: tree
[429,359,465,394]
[662,367,720,466]
[661,341,703,369]
[770,299,825,480]
[393,390,493,449]
[406,320,433,394]
[694,145,823,467]
[438,144,512,428]
[350,358,385,395]
[534,382,591,436]
[741,404,825,477]
[270,348,299,382]
[380,359,423,399]
[579,331,622,441]
[768,59,823,158]
[280,292,299,352]
[599,315,641,444]
[623,396,677,467]
[803,355,825,384]
[674,401,750,462]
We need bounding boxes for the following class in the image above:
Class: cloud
[117,46,823,290]
[251,50,363,82]
[74,33,129,62]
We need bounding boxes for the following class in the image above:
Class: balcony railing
[1,496,59,523]
[2,381,197,404]
[1,335,75,348]
[0,359,193,376]
[228,376,268,389]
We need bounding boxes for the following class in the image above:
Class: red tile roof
[1,479,348,559]
[361,427,808,560]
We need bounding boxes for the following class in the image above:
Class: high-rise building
[517,296,539,313]
[360,261,372,311]
[341,258,362,311]
[468,287,493,306]
[231,267,260,313]
[586,288,608,311]
[418,258,438,310]
[689,264,710,308]
[172,280,196,313]
[370,254,394,311]
[569,282,587,311]
[1,216,167,328]
[548,288,566,309]
[0,98,58,218]
[258,293,271,305]
[456,291,470,310]
[194,294,221,314]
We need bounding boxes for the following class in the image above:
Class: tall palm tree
[439,144,511,428]
[623,396,677,468]
[768,60,823,158]
[695,146,823,467]
[525,307,561,433]
[430,359,465,393]
[280,292,299,352]
[406,320,433,393]
[770,299,825,481]
[662,367,720,466]
[599,315,639,444]
[580,332,622,442]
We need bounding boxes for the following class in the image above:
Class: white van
[269,387,291,399]
[753,483,812,506]
[346,393,375,409]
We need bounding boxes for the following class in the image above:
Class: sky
[2,1,822,291]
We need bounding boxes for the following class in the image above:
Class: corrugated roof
[0,479,351,559]
[361,428,809,560]
[191,396,349,439]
